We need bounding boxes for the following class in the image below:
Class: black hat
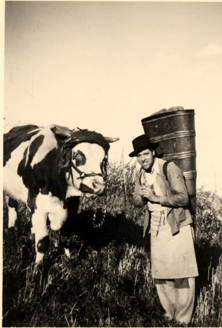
[129,134,159,157]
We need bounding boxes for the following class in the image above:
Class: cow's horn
[50,125,72,137]
[104,137,119,143]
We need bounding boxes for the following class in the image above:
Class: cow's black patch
[37,235,50,254]
[59,197,80,248]
[18,135,44,177]
[4,125,39,165]
[17,135,45,212]
[8,198,17,209]
[13,129,68,210]
[17,148,28,178]
[28,135,45,165]
[64,129,110,154]
[32,147,67,200]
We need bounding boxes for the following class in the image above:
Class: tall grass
[2,163,222,327]
[192,256,222,327]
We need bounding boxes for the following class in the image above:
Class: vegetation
[3,162,222,327]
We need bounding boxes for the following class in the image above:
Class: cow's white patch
[66,143,106,196]
[35,252,44,264]
[29,128,58,167]
[32,211,48,246]
[4,141,29,203]
[8,207,17,228]
[34,192,67,231]
[72,143,105,173]
[32,192,68,263]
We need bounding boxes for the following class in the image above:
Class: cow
[3,124,118,264]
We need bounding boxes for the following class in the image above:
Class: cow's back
[4,124,67,209]
[4,125,40,166]
[4,125,42,203]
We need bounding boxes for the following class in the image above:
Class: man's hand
[141,186,159,203]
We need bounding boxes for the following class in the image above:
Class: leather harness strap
[70,161,103,179]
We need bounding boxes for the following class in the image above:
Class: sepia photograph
[2,1,222,326]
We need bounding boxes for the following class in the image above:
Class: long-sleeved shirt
[133,158,193,236]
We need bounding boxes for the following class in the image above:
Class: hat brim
[129,142,159,157]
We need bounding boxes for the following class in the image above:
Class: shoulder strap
[162,160,173,181]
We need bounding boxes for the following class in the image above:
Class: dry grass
[2,165,222,326]
[192,255,222,326]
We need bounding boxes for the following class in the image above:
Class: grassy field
[2,163,222,327]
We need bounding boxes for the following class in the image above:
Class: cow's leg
[59,197,80,257]
[4,196,19,257]
[8,197,18,229]
[31,210,49,264]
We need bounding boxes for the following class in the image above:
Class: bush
[79,161,145,225]
[195,188,222,247]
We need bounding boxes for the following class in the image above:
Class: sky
[3,1,222,195]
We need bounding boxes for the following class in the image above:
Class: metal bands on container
[163,151,196,161]
[149,130,196,143]
[183,170,197,180]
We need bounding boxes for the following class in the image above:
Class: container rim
[141,109,195,123]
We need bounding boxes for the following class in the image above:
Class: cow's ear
[104,136,119,143]
[50,125,72,139]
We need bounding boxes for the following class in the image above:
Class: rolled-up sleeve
[159,162,189,207]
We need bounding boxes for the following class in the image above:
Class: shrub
[195,188,222,247]
[79,161,145,225]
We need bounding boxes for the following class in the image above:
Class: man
[129,134,199,324]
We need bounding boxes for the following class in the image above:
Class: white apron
[150,212,199,279]
[141,161,199,279]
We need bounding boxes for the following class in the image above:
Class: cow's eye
[73,151,86,166]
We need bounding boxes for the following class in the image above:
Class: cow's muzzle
[79,183,94,194]
[79,181,105,195]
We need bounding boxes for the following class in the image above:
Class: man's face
[137,148,155,170]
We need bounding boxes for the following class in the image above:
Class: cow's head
[51,126,118,198]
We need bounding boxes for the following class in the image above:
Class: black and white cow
[3,124,118,264]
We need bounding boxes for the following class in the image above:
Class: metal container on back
[141,109,196,218]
